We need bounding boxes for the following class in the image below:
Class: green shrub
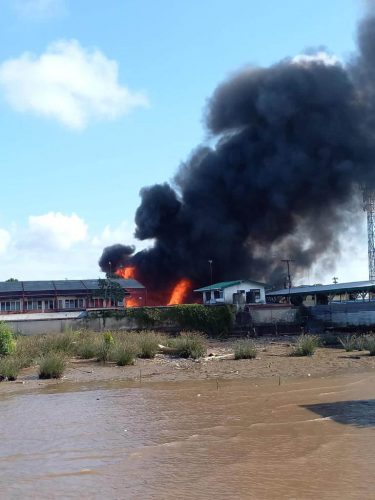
[0,322,16,355]
[234,339,257,360]
[38,352,66,379]
[125,308,162,328]
[169,332,206,359]
[137,331,160,359]
[0,357,21,381]
[166,304,234,337]
[112,344,136,366]
[339,334,357,352]
[97,332,115,363]
[291,334,319,356]
[89,305,235,337]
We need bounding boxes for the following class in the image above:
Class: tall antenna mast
[363,188,375,281]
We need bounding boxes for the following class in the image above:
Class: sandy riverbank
[1,337,375,395]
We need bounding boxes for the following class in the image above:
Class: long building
[266,280,375,305]
[0,278,146,314]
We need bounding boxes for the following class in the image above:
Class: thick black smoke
[100,15,375,292]
[99,244,135,275]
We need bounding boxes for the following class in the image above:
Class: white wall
[203,281,265,305]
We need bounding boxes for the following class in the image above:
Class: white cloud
[0,39,149,129]
[0,229,11,255]
[13,0,66,19]
[91,220,144,249]
[292,51,341,67]
[0,214,148,280]
[26,212,88,250]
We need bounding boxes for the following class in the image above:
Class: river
[1,372,375,499]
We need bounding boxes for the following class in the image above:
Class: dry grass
[234,339,257,360]
[291,334,320,356]
[38,352,67,379]
[169,332,207,359]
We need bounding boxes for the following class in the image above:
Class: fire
[168,278,192,305]
[126,296,139,307]
[116,266,136,279]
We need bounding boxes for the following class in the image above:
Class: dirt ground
[2,337,375,395]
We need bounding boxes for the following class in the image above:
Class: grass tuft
[291,334,319,356]
[38,352,66,379]
[0,356,21,381]
[39,332,77,356]
[234,339,257,360]
[137,331,160,359]
[112,344,136,366]
[338,334,357,352]
[169,332,207,359]
[365,335,375,356]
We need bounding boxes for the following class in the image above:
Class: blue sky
[0,0,368,281]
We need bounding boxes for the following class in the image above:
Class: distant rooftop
[267,280,375,297]
[0,278,145,294]
[195,279,266,292]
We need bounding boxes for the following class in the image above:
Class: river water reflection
[1,373,375,499]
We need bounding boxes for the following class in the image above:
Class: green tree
[95,278,126,305]
[5,278,18,282]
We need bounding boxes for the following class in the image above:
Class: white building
[194,280,266,305]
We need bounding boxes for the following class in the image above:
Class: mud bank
[2,338,375,395]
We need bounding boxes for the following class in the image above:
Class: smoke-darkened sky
[100,13,375,293]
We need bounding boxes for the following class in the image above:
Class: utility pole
[108,261,112,307]
[281,259,295,302]
[333,277,338,284]
[208,259,213,286]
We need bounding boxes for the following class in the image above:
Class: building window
[213,290,223,300]
[205,291,211,302]
[26,300,42,310]
[64,299,85,309]
[0,301,21,312]
[45,300,54,310]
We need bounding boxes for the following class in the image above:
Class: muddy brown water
[1,372,375,499]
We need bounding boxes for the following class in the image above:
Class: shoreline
[1,338,375,395]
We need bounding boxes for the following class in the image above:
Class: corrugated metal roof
[0,282,23,292]
[0,278,145,295]
[267,280,375,297]
[195,279,265,292]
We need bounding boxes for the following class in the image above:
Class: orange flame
[116,266,136,279]
[167,279,192,305]
[126,296,139,307]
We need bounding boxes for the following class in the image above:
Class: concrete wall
[248,304,297,324]
[4,315,138,335]
[5,318,79,335]
[310,302,375,327]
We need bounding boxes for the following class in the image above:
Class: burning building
[99,13,375,305]
[0,279,146,314]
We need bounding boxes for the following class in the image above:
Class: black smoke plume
[99,244,134,275]
[100,14,375,295]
